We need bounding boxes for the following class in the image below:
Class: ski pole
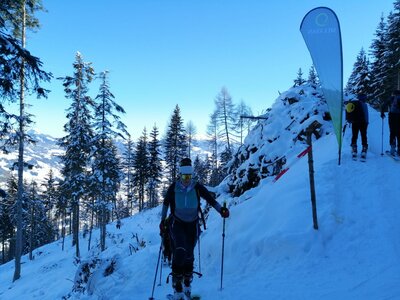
[149,242,162,300]
[220,202,227,291]
[158,252,163,286]
[381,115,384,156]
[197,231,201,274]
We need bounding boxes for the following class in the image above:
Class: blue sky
[25,0,394,140]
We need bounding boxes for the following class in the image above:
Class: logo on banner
[315,13,328,27]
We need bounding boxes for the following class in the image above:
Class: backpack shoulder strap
[195,183,207,230]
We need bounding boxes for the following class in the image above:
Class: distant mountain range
[0,130,215,189]
[0,130,64,187]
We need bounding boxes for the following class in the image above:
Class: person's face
[181,174,192,186]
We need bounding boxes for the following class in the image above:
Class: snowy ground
[1,106,400,300]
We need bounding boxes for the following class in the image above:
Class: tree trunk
[62,211,66,251]
[13,3,26,282]
[2,238,4,264]
[88,200,94,251]
[73,201,80,257]
[29,203,34,260]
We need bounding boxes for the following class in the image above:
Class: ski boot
[390,145,396,156]
[172,274,185,300]
[183,273,193,299]
[351,145,357,160]
[360,145,367,162]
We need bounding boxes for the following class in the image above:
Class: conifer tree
[293,68,306,87]
[133,128,149,211]
[91,139,121,250]
[122,136,135,213]
[307,65,319,87]
[54,181,68,246]
[345,48,371,97]
[41,169,57,224]
[369,15,389,108]
[0,180,14,264]
[58,52,95,258]
[164,105,187,183]
[1,0,51,281]
[193,155,210,184]
[26,181,53,260]
[147,124,162,208]
[91,70,127,251]
[385,2,400,92]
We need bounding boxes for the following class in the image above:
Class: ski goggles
[181,174,192,181]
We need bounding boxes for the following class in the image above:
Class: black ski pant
[389,112,400,148]
[169,216,198,277]
[351,122,368,149]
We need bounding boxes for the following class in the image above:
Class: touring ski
[385,150,400,161]
[166,294,200,300]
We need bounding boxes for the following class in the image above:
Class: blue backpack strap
[195,184,207,230]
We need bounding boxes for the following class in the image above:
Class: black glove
[159,220,167,235]
[220,207,230,218]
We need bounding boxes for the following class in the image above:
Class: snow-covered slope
[1,87,399,300]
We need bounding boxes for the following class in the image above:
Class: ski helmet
[346,102,355,113]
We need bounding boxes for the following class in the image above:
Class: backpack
[345,101,364,123]
[162,184,206,262]
[395,96,400,109]
[168,182,207,230]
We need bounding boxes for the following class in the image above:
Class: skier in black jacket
[346,93,369,160]
[159,158,229,300]
[381,90,400,156]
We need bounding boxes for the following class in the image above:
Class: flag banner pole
[300,7,343,165]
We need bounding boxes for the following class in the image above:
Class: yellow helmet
[346,102,355,113]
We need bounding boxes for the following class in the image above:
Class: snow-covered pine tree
[58,52,95,258]
[385,2,400,91]
[307,65,319,87]
[193,155,210,184]
[164,105,187,183]
[1,0,51,281]
[0,175,16,264]
[0,199,13,264]
[53,180,68,249]
[147,124,162,208]
[122,136,135,214]
[345,48,371,97]
[293,68,306,87]
[41,169,57,229]
[369,15,389,109]
[91,140,121,251]
[220,146,233,179]
[91,70,127,251]
[26,181,53,261]
[133,128,149,211]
